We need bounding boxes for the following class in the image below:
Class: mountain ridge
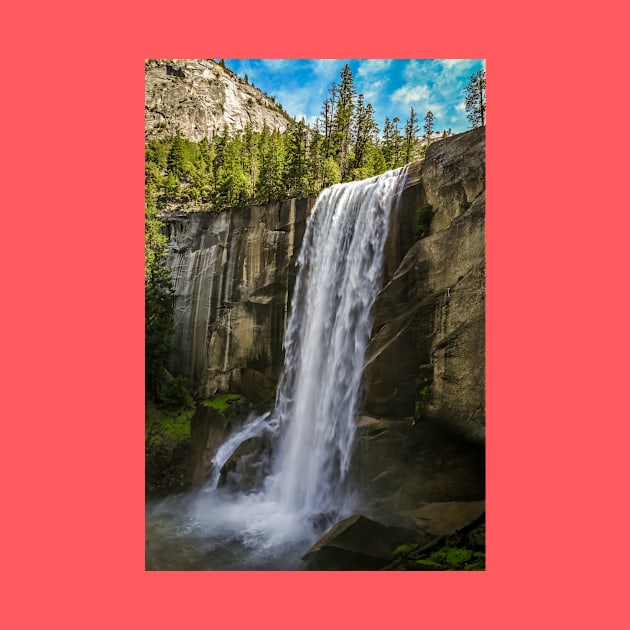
[145,59,293,142]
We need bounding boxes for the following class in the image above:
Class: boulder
[217,435,272,493]
[351,415,485,521]
[188,404,246,487]
[405,500,485,536]
[302,514,429,570]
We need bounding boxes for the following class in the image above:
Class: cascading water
[267,167,406,520]
[146,167,407,570]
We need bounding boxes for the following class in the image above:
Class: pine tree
[256,126,286,203]
[404,107,419,163]
[307,119,325,194]
[216,134,248,207]
[353,94,379,173]
[464,69,486,128]
[334,64,356,180]
[285,118,309,198]
[321,82,338,160]
[423,110,435,147]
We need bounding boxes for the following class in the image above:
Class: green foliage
[145,159,175,401]
[423,110,434,145]
[416,203,433,239]
[464,69,486,128]
[426,547,485,570]
[202,393,246,413]
[158,375,194,410]
[145,403,194,449]
[414,383,432,420]
[388,522,486,571]
[394,544,415,556]
[322,156,341,187]
[404,107,419,163]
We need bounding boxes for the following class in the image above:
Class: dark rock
[351,415,485,520]
[406,500,485,536]
[145,436,190,496]
[217,435,272,493]
[188,404,246,487]
[363,127,485,442]
[302,514,428,571]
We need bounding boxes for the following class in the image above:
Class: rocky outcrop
[164,197,315,401]
[145,59,291,142]
[363,127,485,437]
[353,127,485,518]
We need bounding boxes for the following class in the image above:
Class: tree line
[144,64,475,214]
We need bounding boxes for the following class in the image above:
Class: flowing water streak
[267,166,407,520]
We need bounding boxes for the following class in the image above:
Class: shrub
[158,375,194,410]
[414,384,432,420]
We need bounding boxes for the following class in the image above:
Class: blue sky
[224,59,485,134]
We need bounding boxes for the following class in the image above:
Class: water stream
[146,167,407,570]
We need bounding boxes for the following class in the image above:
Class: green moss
[387,522,486,571]
[426,547,484,571]
[394,544,416,556]
[146,404,194,448]
[202,393,245,413]
[414,383,432,420]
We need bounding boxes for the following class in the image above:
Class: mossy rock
[146,405,194,449]
[202,393,246,414]
[385,518,486,571]
[394,544,416,557]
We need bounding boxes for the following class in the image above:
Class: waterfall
[147,167,407,569]
[266,167,407,520]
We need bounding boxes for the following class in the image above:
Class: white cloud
[260,59,291,71]
[362,79,385,103]
[310,59,345,78]
[402,59,428,82]
[356,59,393,79]
[392,84,431,107]
[438,59,480,71]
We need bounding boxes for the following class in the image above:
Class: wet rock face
[363,126,486,440]
[188,404,248,487]
[164,197,315,401]
[145,59,291,142]
[217,435,272,493]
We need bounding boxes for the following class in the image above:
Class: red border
[3,1,628,628]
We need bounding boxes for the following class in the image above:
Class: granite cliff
[145,59,292,141]
[164,196,315,403]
